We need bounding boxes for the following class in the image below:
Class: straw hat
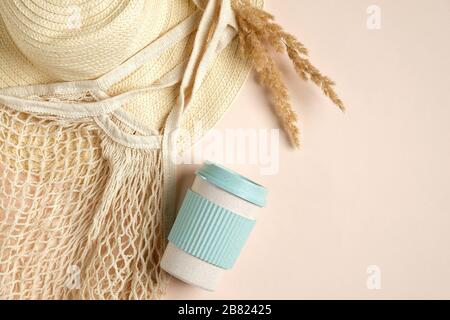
[0,0,263,147]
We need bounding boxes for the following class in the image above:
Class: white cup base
[161,242,224,291]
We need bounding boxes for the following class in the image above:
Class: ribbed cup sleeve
[168,189,256,269]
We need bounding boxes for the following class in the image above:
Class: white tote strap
[161,0,236,234]
[0,62,185,118]
[95,10,202,90]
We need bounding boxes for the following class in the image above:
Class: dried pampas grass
[232,0,345,148]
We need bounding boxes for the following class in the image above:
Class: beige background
[165,0,450,299]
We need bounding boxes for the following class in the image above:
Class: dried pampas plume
[232,0,345,148]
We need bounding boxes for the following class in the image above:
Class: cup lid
[196,161,267,207]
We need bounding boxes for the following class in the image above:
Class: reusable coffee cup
[161,161,267,291]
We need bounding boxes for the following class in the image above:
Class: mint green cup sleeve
[168,190,256,269]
